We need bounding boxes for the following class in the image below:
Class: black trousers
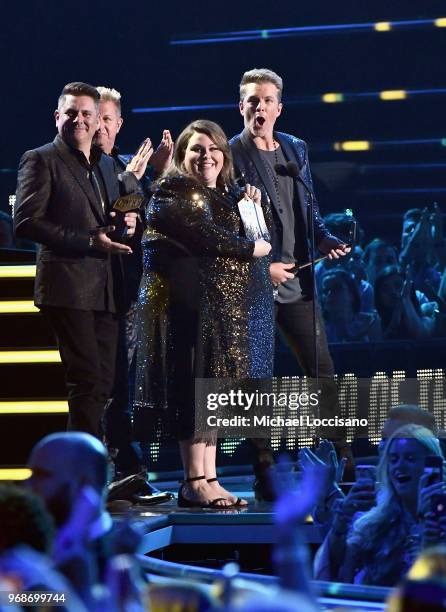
[276,297,334,378]
[103,302,143,474]
[42,306,118,439]
[250,296,341,477]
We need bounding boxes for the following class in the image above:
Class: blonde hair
[164,119,234,189]
[96,86,122,115]
[239,68,283,101]
[347,424,444,584]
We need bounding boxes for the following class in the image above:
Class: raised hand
[300,440,346,489]
[126,138,154,180]
[401,278,413,304]
[431,203,446,267]
[273,453,330,530]
[53,485,101,565]
[149,129,174,175]
[431,203,444,243]
[401,207,431,265]
[417,472,446,517]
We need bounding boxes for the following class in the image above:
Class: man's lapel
[53,136,104,222]
[274,132,308,226]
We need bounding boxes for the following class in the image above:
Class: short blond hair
[96,86,122,115]
[239,68,283,102]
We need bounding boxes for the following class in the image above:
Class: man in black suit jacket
[94,86,173,480]
[230,69,352,499]
[14,82,142,439]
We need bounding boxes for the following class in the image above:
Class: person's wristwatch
[88,235,94,250]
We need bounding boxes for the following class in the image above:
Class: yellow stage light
[0,265,36,278]
[0,301,38,314]
[0,468,32,481]
[380,90,407,100]
[434,18,446,27]
[374,22,391,32]
[0,401,68,414]
[334,141,371,152]
[322,93,344,103]
[0,350,61,364]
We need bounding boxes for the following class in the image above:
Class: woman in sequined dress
[134,120,274,508]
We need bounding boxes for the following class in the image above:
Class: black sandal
[207,477,248,507]
[178,475,229,509]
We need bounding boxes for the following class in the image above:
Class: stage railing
[138,554,391,607]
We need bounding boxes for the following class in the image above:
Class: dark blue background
[2,0,445,240]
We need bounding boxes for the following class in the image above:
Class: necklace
[261,139,283,214]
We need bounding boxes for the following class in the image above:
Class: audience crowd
[1,85,446,611]
[316,206,446,343]
[1,409,446,610]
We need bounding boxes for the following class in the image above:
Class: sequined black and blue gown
[133,175,274,441]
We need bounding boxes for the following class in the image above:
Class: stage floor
[106,474,388,610]
[108,473,327,553]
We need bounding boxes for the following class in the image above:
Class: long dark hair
[374,265,421,328]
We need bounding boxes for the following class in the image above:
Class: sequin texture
[133,176,274,441]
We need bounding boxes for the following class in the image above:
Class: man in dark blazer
[14,82,142,439]
[230,68,352,500]
[95,86,173,481]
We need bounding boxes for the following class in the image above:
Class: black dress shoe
[134,479,162,496]
[108,472,174,504]
[132,491,175,505]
